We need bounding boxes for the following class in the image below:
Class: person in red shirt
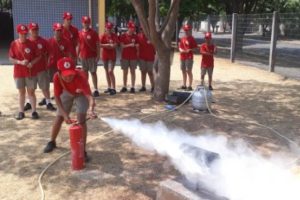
[99,22,118,95]
[48,23,75,81]
[25,22,56,111]
[137,27,155,92]
[78,16,100,97]
[118,21,139,93]
[62,12,79,55]
[9,24,41,120]
[178,24,198,91]
[43,57,96,162]
[200,32,217,90]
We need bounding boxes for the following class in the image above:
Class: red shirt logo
[59,45,65,51]
[37,43,43,49]
[24,48,31,54]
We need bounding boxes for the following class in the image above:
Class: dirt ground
[0,53,300,200]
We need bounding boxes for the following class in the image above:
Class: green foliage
[106,0,136,19]
[0,0,12,10]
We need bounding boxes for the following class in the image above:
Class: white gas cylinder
[192,85,212,111]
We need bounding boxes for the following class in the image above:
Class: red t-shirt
[29,36,49,74]
[100,32,118,61]
[137,33,155,61]
[53,70,91,97]
[200,43,215,68]
[119,33,138,60]
[179,36,197,60]
[62,25,79,54]
[47,37,74,69]
[9,39,38,78]
[78,28,99,59]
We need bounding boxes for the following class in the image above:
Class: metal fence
[185,12,300,79]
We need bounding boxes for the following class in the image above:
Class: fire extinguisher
[69,124,85,170]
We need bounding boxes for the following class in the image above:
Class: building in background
[11,0,99,39]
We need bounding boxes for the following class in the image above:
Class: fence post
[88,0,92,26]
[269,11,279,72]
[230,13,237,63]
[175,20,179,44]
[207,15,211,32]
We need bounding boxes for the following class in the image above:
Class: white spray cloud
[101,117,300,200]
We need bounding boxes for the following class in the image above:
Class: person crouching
[43,57,96,162]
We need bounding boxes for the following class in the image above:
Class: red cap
[81,16,91,24]
[205,32,212,39]
[127,21,135,29]
[63,12,73,20]
[57,57,76,77]
[105,22,114,30]
[183,24,192,32]
[28,22,39,30]
[53,23,63,31]
[17,24,28,34]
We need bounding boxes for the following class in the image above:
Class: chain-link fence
[186,12,300,79]
[235,13,273,67]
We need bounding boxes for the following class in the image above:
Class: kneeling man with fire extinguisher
[43,57,96,162]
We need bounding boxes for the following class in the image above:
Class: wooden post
[98,0,105,34]
[269,11,279,72]
[230,13,237,63]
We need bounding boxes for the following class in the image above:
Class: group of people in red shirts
[8,12,157,160]
[8,12,216,160]
[179,24,217,92]
[9,12,157,120]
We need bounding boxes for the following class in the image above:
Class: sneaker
[208,85,213,91]
[32,111,39,119]
[15,112,25,120]
[104,88,111,93]
[120,87,127,93]
[93,90,100,97]
[151,87,154,93]
[139,87,146,92]
[130,87,135,93]
[46,103,56,111]
[44,141,56,153]
[109,89,117,95]
[178,86,187,90]
[187,86,193,91]
[38,98,46,106]
[24,103,32,111]
[84,151,90,163]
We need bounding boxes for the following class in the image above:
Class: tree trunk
[153,47,171,101]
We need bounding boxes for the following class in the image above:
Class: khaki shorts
[15,77,37,90]
[82,58,97,73]
[57,90,89,116]
[48,68,57,83]
[180,59,193,70]
[103,60,116,69]
[121,59,137,70]
[201,67,214,77]
[37,70,50,90]
[139,60,154,72]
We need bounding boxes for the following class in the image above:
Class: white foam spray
[101,117,300,200]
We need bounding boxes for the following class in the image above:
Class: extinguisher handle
[65,118,77,124]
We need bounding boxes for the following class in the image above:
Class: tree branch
[148,0,161,45]
[155,0,161,31]
[131,0,150,39]
[158,0,177,34]
[161,0,180,47]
